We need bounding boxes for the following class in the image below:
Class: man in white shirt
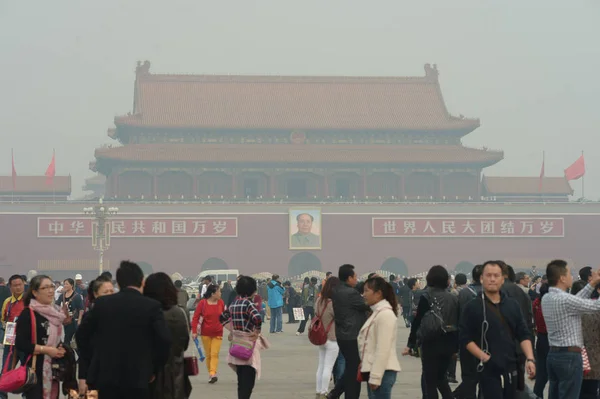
[542,260,600,399]
[200,276,212,298]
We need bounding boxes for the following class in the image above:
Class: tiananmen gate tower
[1,61,590,280]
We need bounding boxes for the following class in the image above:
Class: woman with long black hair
[404,265,459,399]
[144,272,191,399]
[358,277,401,399]
[15,275,68,399]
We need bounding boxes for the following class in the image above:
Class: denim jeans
[269,306,283,333]
[329,352,346,398]
[367,370,397,399]
[333,352,346,383]
[547,350,583,399]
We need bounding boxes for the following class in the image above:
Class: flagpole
[541,151,545,201]
[582,150,585,199]
[11,149,14,204]
[53,149,56,204]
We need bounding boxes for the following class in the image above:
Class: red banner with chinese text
[372,217,564,238]
[37,217,238,238]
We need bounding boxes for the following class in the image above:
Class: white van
[185,269,239,294]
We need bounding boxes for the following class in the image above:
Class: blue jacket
[267,280,285,309]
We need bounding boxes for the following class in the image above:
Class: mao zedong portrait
[290,212,321,249]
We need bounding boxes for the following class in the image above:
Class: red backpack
[308,299,334,346]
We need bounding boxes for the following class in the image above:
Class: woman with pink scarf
[15,275,68,399]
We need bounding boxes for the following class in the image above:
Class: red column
[231,173,236,197]
[270,175,276,197]
[152,175,157,198]
[400,174,405,199]
[113,173,119,198]
[324,174,329,198]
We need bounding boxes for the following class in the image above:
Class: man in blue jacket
[267,274,285,334]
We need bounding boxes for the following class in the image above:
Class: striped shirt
[542,284,600,347]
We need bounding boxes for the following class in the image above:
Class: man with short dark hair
[398,278,417,328]
[76,260,171,399]
[330,264,369,399]
[514,272,530,294]
[200,276,212,298]
[174,280,189,311]
[460,261,536,399]
[290,213,320,248]
[542,260,600,399]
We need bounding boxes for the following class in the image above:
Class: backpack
[308,299,334,346]
[416,292,447,344]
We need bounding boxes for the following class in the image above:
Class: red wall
[0,212,598,279]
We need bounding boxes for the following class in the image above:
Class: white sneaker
[296,332,301,336]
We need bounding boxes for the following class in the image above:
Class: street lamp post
[83,199,118,275]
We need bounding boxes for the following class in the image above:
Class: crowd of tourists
[0,258,598,399]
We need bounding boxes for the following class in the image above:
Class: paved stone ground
[186,321,424,398]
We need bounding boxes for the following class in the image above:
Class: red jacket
[191,299,224,337]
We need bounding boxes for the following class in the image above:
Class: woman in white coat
[358,277,401,399]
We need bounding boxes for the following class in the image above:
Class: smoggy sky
[1,0,598,199]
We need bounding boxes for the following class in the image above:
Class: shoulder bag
[308,299,334,346]
[0,308,38,393]
[416,292,448,345]
[229,299,257,361]
[178,306,199,376]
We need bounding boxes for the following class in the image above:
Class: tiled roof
[95,144,503,165]
[482,176,572,195]
[113,62,479,131]
[0,176,71,194]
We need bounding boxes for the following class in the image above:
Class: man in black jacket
[459,261,535,399]
[329,264,369,399]
[76,261,172,399]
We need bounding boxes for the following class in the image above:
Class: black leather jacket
[331,283,370,341]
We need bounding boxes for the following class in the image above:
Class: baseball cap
[75,274,83,280]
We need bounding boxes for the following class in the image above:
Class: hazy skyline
[1,0,598,198]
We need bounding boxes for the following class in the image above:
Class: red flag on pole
[45,150,56,186]
[538,153,545,192]
[565,155,585,181]
[11,149,17,189]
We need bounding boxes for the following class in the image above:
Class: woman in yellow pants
[191,284,225,383]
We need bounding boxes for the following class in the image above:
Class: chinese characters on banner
[372,217,564,238]
[37,217,238,238]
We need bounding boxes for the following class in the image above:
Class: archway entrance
[455,261,475,275]
[380,257,409,277]
[288,252,322,277]
[202,258,229,271]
